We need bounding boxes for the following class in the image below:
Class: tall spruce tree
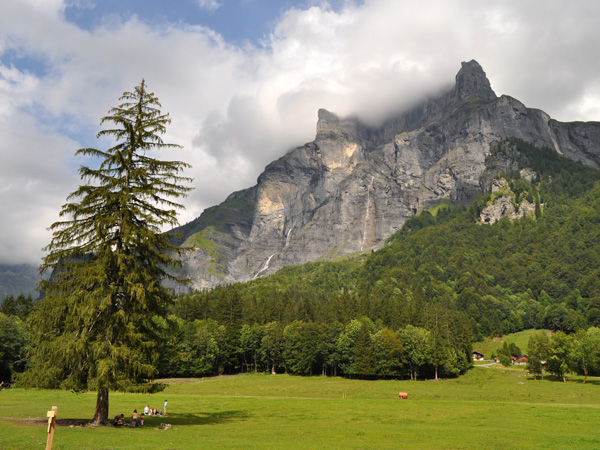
[21,80,192,425]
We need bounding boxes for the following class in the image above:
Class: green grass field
[1,366,599,450]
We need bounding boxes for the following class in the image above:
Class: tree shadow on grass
[127,410,250,427]
[567,378,600,386]
[529,375,600,386]
[25,410,249,428]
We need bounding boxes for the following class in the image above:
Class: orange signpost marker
[46,406,57,450]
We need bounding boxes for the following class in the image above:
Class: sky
[2,0,600,266]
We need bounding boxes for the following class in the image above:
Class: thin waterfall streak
[253,253,276,279]
[285,227,293,247]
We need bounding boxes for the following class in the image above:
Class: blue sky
[64,0,349,45]
[2,0,600,265]
[6,1,340,86]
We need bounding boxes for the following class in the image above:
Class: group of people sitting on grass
[113,401,167,427]
[112,411,144,427]
[143,404,164,416]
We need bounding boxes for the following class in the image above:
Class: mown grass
[1,366,599,450]
[473,329,552,359]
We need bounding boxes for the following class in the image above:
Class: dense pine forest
[3,139,600,383]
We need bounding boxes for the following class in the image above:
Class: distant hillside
[0,264,39,299]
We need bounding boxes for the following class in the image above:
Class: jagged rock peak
[316,108,361,141]
[454,59,496,102]
[316,108,338,132]
[316,108,337,140]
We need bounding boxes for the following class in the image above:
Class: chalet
[472,351,485,361]
[514,355,528,365]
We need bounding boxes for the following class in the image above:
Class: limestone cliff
[172,60,600,290]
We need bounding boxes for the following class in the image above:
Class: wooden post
[46,406,57,450]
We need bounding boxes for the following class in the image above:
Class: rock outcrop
[172,60,600,291]
[479,178,536,224]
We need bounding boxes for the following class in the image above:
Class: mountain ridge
[170,60,600,291]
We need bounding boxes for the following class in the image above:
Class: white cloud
[0,65,39,116]
[195,0,222,12]
[0,110,79,265]
[1,0,600,264]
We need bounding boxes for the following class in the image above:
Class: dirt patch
[56,418,91,427]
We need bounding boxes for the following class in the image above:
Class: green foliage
[526,331,551,379]
[400,325,432,380]
[570,327,600,383]
[0,294,34,321]
[19,80,192,424]
[508,342,522,357]
[352,321,376,378]
[548,331,572,382]
[373,327,405,378]
[156,314,468,380]
[0,313,30,382]
[0,295,34,382]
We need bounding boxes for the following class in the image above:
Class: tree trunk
[434,365,438,381]
[91,388,110,426]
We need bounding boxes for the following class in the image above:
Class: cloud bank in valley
[1,0,600,264]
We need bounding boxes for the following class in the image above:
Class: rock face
[479,178,536,224]
[173,60,600,290]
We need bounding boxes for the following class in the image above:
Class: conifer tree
[20,80,192,425]
[354,321,376,378]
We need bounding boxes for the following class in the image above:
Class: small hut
[472,351,484,361]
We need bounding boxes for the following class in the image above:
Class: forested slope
[166,139,600,379]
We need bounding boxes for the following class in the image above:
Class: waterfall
[253,254,276,279]
[285,227,293,247]
[360,176,375,251]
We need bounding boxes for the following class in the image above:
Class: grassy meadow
[472,329,553,359]
[1,366,599,450]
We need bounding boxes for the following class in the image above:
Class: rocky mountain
[171,60,600,291]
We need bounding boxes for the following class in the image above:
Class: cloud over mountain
[1,0,600,264]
